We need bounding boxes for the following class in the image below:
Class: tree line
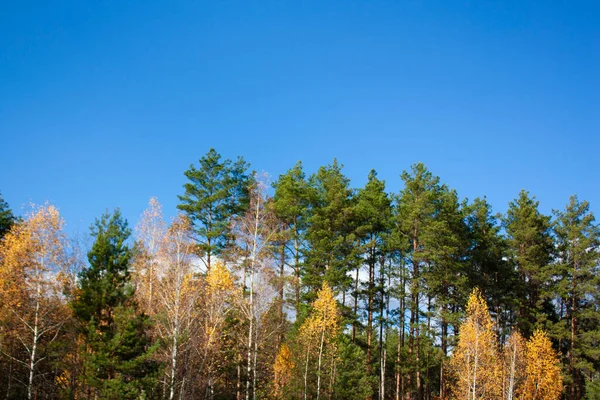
[0,148,598,399]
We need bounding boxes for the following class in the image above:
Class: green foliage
[503,190,554,337]
[272,161,312,311]
[333,336,375,400]
[551,195,600,399]
[465,197,513,338]
[0,192,16,240]
[177,148,252,268]
[72,209,160,399]
[304,160,356,299]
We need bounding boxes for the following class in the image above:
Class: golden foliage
[521,330,563,400]
[206,261,235,295]
[448,288,502,400]
[300,282,339,343]
[501,331,526,400]
[272,343,295,399]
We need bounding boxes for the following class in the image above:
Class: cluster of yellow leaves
[272,343,295,399]
[299,282,339,344]
[449,289,563,400]
[501,331,526,400]
[206,261,235,295]
[521,330,562,400]
[449,288,502,400]
[0,204,66,311]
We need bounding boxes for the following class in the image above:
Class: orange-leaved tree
[501,331,526,400]
[0,204,69,400]
[272,343,295,399]
[448,288,502,400]
[520,330,562,400]
[298,281,340,400]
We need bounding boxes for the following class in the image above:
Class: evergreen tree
[551,196,600,400]
[396,162,452,400]
[465,197,512,339]
[272,161,312,314]
[0,192,17,240]
[355,170,392,391]
[422,186,469,399]
[503,190,554,337]
[71,210,160,399]
[304,160,356,302]
[177,148,252,269]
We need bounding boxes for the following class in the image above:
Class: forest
[0,148,598,400]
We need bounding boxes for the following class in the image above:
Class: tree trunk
[317,329,326,400]
[27,279,42,400]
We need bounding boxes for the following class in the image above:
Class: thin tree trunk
[317,329,326,400]
[353,265,360,342]
[28,278,42,400]
[169,328,179,400]
[245,194,261,400]
[304,348,310,400]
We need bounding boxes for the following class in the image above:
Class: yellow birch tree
[501,331,526,400]
[298,282,340,400]
[272,343,294,399]
[0,204,69,400]
[520,330,562,400]
[448,288,501,400]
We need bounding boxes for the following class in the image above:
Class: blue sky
[1,0,598,235]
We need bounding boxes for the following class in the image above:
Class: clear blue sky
[1,0,598,235]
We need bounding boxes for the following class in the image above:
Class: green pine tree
[465,197,512,340]
[71,210,160,399]
[304,160,356,303]
[355,170,392,386]
[272,161,312,313]
[0,192,17,240]
[551,195,600,400]
[177,148,252,269]
[503,190,554,337]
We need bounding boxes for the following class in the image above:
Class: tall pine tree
[551,196,600,400]
[0,192,17,240]
[503,190,554,338]
[177,148,252,270]
[71,210,160,399]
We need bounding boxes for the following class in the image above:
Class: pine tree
[304,160,356,303]
[272,161,312,314]
[355,169,392,395]
[396,162,456,399]
[71,210,160,399]
[465,197,512,340]
[0,192,17,240]
[503,190,554,338]
[177,148,252,270]
[551,195,600,400]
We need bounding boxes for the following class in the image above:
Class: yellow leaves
[501,331,527,400]
[521,330,562,400]
[0,204,67,310]
[449,289,502,400]
[272,343,294,399]
[449,289,564,400]
[206,261,234,295]
[300,282,339,342]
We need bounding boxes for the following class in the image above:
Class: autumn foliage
[448,289,562,400]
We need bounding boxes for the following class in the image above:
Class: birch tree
[154,214,199,400]
[449,288,502,400]
[230,175,279,400]
[0,204,69,399]
[521,330,562,400]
